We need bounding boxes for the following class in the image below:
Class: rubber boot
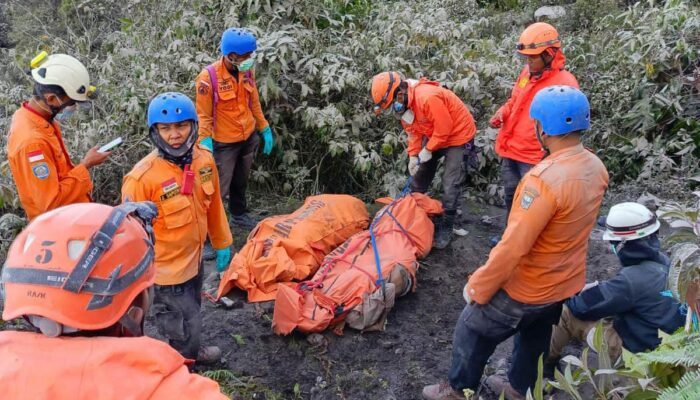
[433,213,455,250]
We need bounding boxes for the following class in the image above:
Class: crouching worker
[0,202,228,399]
[371,72,477,249]
[122,92,233,364]
[422,86,609,400]
[549,202,686,363]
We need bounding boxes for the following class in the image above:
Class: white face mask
[401,109,415,124]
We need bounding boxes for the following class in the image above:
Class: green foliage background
[0,0,699,214]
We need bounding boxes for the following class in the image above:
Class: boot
[196,345,222,365]
[484,375,525,400]
[433,213,455,250]
[422,380,464,400]
[202,239,216,261]
[230,212,258,229]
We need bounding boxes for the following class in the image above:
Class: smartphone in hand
[98,137,124,153]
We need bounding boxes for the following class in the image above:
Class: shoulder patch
[198,81,210,96]
[32,162,50,180]
[518,76,530,88]
[519,186,540,210]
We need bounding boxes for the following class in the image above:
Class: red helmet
[1,202,157,335]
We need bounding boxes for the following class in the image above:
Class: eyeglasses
[373,72,395,116]
[516,38,560,51]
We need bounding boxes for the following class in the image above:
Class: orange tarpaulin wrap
[217,194,369,302]
[272,193,443,334]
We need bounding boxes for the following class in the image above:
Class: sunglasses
[516,38,560,51]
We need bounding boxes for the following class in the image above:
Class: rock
[534,6,566,20]
[307,333,326,347]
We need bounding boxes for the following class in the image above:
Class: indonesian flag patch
[160,177,180,201]
[27,150,45,163]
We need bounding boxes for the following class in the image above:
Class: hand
[489,109,503,128]
[216,248,231,272]
[408,156,419,176]
[260,126,273,155]
[418,148,432,163]
[200,137,213,152]
[463,283,475,305]
[582,280,599,292]
[81,145,110,169]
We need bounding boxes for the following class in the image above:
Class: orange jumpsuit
[402,79,477,156]
[0,331,227,399]
[121,145,232,285]
[195,59,269,144]
[6,103,92,220]
[467,144,609,305]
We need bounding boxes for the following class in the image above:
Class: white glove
[418,148,432,163]
[408,156,419,176]
[463,283,475,305]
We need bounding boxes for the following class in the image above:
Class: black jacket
[566,235,685,353]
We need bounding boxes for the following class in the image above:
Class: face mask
[237,58,254,72]
[401,109,415,124]
[55,104,77,122]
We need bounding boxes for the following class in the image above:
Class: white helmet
[602,202,660,241]
[30,52,96,102]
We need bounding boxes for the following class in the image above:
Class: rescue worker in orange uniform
[122,92,233,364]
[371,72,477,249]
[6,52,110,221]
[195,27,273,231]
[489,22,579,245]
[422,86,609,400]
[0,202,228,399]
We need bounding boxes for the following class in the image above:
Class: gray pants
[410,145,465,213]
[152,268,203,359]
[214,133,260,216]
[501,158,534,220]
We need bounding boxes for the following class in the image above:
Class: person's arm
[151,365,230,400]
[13,141,92,213]
[195,70,215,143]
[247,70,269,131]
[466,177,556,304]
[566,274,634,321]
[206,159,233,249]
[424,96,454,152]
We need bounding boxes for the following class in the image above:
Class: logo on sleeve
[27,150,45,163]
[520,189,538,210]
[32,163,50,180]
[199,166,213,183]
[159,177,180,201]
[198,81,209,96]
[518,77,529,88]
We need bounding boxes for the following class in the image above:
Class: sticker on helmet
[32,163,50,180]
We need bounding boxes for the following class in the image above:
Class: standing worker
[0,202,228,399]
[489,22,579,245]
[195,27,273,230]
[122,92,233,364]
[6,52,110,221]
[371,72,477,249]
[422,86,609,400]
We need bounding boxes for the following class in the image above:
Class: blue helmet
[220,28,257,56]
[147,92,198,159]
[529,85,590,136]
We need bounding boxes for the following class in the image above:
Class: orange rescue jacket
[195,58,269,144]
[401,79,476,156]
[6,103,92,220]
[0,331,227,400]
[467,144,609,305]
[121,145,232,285]
[494,51,579,165]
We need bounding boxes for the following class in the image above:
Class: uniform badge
[27,150,45,163]
[518,77,529,88]
[199,166,213,183]
[198,81,209,95]
[32,163,50,180]
[160,177,180,201]
[520,189,537,210]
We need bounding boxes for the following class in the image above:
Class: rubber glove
[463,283,475,305]
[418,147,432,163]
[200,137,213,152]
[408,156,420,176]
[260,126,273,155]
[216,248,231,272]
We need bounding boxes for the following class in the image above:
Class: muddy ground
[188,195,622,400]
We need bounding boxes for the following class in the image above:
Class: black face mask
[34,87,72,120]
[149,121,198,168]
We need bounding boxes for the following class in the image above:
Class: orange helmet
[516,22,561,55]
[371,71,402,115]
[1,202,157,335]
